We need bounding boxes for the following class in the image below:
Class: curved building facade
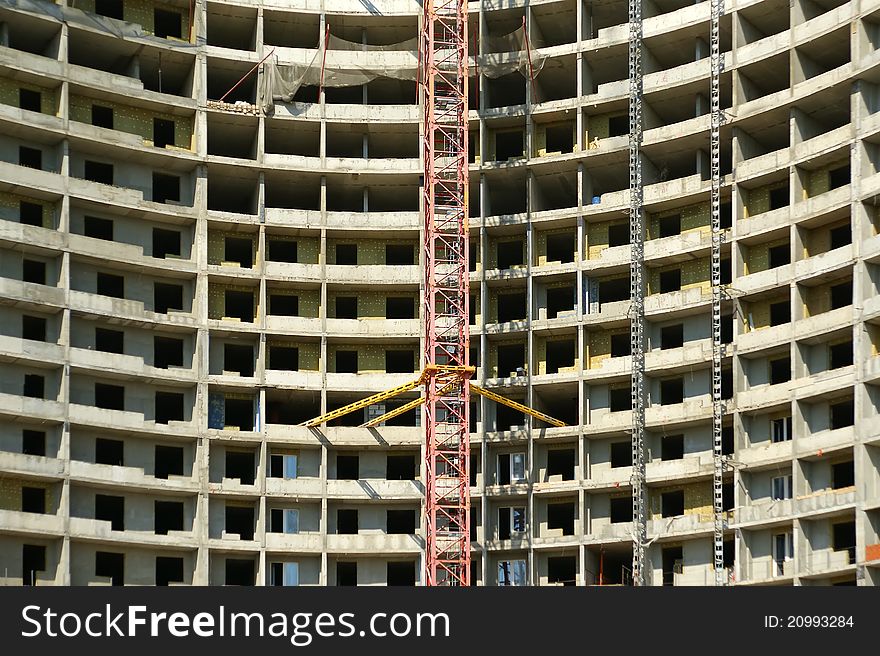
[0,0,879,586]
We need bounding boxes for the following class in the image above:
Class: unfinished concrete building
[1,0,880,587]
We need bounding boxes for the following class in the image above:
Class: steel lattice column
[421,0,471,587]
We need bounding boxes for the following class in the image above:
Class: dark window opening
[152,228,181,258]
[609,386,630,412]
[662,546,683,586]
[547,502,575,535]
[469,241,477,272]
[386,244,414,265]
[335,243,357,265]
[224,290,254,322]
[19,88,41,112]
[387,509,415,534]
[497,343,525,377]
[84,160,113,184]
[608,115,628,137]
[95,437,123,466]
[335,350,358,373]
[830,281,852,310]
[722,368,733,400]
[387,562,415,586]
[84,215,113,240]
[769,356,791,384]
[608,223,629,247]
[269,345,298,371]
[658,214,681,238]
[22,429,46,456]
[829,341,853,369]
[226,451,255,485]
[152,173,180,204]
[22,315,47,342]
[154,336,183,369]
[659,269,681,293]
[599,277,629,303]
[268,240,297,263]
[95,327,123,354]
[660,324,684,349]
[94,0,123,20]
[721,315,734,343]
[336,562,357,586]
[546,286,574,319]
[610,333,631,357]
[224,237,252,268]
[832,522,856,565]
[154,8,182,39]
[336,296,357,319]
[497,292,526,323]
[828,165,850,190]
[22,486,45,513]
[386,297,415,319]
[610,441,632,468]
[337,509,358,534]
[95,494,124,530]
[768,244,790,269]
[832,461,855,489]
[22,259,46,285]
[546,233,575,263]
[385,350,414,374]
[546,339,575,374]
[337,455,359,480]
[155,391,184,424]
[153,118,175,149]
[91,105,113,129]
[497,240,524,269]
[548,556,576,586]
[154,500,183,534]
[545,125,573,153]
[830,399,854,429]
[224,344,254,376]
[770,301,790,326]
[225,559,254,586]
[23,374,44,399]
[661,434,684,461]
[224,398,253,431]
[547,449,575,480]
[225,506,255,540]
[661,490,685,518]
[387,454,415,480]
[660,378,684,405]
[95,552,123,586]
[721,258,731,285]
[769,186,788,210]
[155,445,183,479]
[495,130,524,160]
[22,544,45,586]
[19,146,42,169]
[96,272,124,298]
[722,482,734,512]
[156,557,183,586]
[20,201,44,227]
[722,425,734,456]
[829,224,851,250]
[270,294,298,316]
[610,496,632,523]
[95,382,124,410]
[154,282,183,314]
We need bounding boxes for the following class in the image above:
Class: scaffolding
[628,0,647,587]
[710,0,727,587]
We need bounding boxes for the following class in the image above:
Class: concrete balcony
[793,245,854,282]
[69,347,197,383]
[793,306,853,342]
[587,464,631,488]
[325,478,422,500]
[0,334,64,365]
[645,286,710,316]
[800,548,856,577]
[0,509,65,537]
[264,477,324,498]
[324,318,419,338]
[735,264,794,296]
[0,219,66,250]
[207,535,261,551]
[68,290,197,327]
[264,262,324,283]
[736,498,796,526]
[325,372,417,393]
[644,229,713,263]
[796,487,856,516]
[264,369,323,390]
[265,532,323,552]
[0,278,66,308]
[0,451,65,478]
[324,264,420,285]
[325,211,420,231]
[737,440,794,468]
[645,396,712,427]
[264,316,322,334]
[589,521,632,541]
[646,454,713,483]
[69,460,199,493]
[736,382,794,413]
[265,424,421,447]
[796,425,855,457]
[324,532,423,553]
[737,324,793,355]
[67,402,197,436]
[647,512,715,538]
[645,340,712,373]
[68,517,198,547]
[0,392,65,422]
[736,149,790,184]
[264,208,322,229]
[742,558,793,584]
[69,234,196,273]
[208,477,260,496]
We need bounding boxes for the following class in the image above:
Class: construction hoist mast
[710,0,727,587]
[421,0,471,586]
[628,0,647,586]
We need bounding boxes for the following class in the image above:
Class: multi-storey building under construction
[1,0,879,586]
